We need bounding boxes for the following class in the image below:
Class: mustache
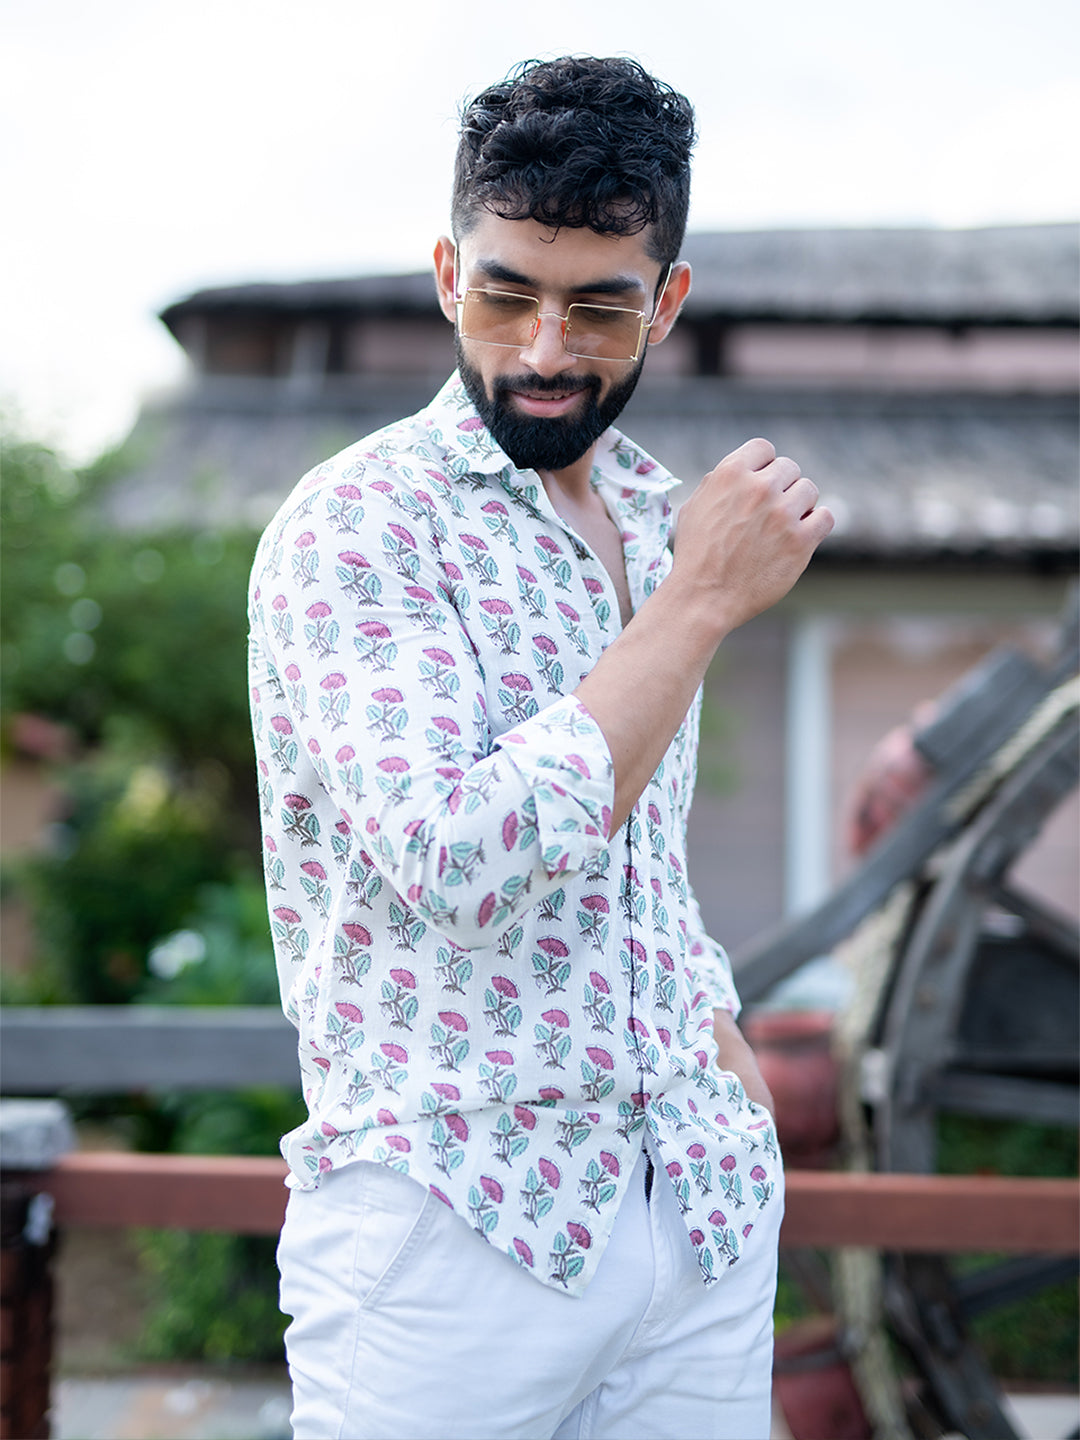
[493,373,598,398]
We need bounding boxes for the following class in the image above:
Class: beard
[454,336,647,473]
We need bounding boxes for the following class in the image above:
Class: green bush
[937,1115,1078,1383]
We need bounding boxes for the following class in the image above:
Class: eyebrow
[472,258,647,301]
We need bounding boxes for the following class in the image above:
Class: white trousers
[278,1149,782,1439]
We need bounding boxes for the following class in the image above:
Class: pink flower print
[367,685,406,742]
[750,1164,774,1209]
[567,1221,591,1249]
[666,1161,684,1179]
[427,714,461,758]
[318,1156,333,1174]
[743,1223,754,1238]
[320,1121,340,1138]
[381,1042,408,1062]
[586,1047,614,1070]
[479,598,520,655]
[429,1011,470,1073]
[532,936,571,995]
[336,744,355,762]
[514,1105,537,1131]
[709,1209,726,1227]
[318,670,349,730]
[390,968,416,988]
[589,970,611,993]
[271,904,308,965]
[272,594,288,611]
[538,1157,562,1189]
[534,633,558,656]
[432,1082,460,1101]
[376,753,411,805]
[268,714,298,774]
[430,1186,452,1207]
[501,811,520,851]
[292,531,319,587]
[377,1109,398,1125]
[627,1015,649,1038]
[542,1009,570,1028]
[687,1143,707,1159]
[445,1112,469,1142]
[492,975,519,999]
[539,1086,564,1103]
[689,1229,705,1247]
[579,896,611,954]
[385,1135,411,1153]
[486,1050,514,1066]
[718,1153,745,1209]
[480,1175,504,1204]
[335,1002,364,1024]
[355,619,397,672]
[513,1237,535,1266]
[419,646,459,699]
[300,859,331,917]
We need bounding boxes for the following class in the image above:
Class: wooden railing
[2,1008,1077,1438]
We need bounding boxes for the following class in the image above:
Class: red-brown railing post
[0,1102,75,1440]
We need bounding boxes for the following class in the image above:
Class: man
[249,55,832,1439]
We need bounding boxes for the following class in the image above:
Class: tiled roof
[112,376,1078,561]
[159,224,1079,334]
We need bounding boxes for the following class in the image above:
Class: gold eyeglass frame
[453,258,674,363]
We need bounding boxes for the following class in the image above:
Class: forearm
[574,575,727,835]
[575,436,832,839]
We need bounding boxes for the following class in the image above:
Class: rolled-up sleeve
[250,477,614,951]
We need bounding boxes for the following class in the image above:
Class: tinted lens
[565,305,644,360]
[460,290,537,347]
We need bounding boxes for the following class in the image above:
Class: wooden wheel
[864,708,1078,1439]
[734,598,1079,1439]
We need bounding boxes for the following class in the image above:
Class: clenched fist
[673,438,834,638]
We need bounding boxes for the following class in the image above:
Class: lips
[508,388,587,418]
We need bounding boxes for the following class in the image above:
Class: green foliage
[2,426,290,1361]
[1,431,259,779]
[135,1230,287,1363]
[937,1115,1078,1383]
[134,1078,305,1363]
[1,426,264,1001]
[138,877,281,1007]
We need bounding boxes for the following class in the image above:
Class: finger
[724,436,775,472]
[783,475,819,517]
[763,454,802,491]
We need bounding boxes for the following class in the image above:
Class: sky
[3,0,1078,461]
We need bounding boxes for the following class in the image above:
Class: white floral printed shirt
[248,374,781,1296]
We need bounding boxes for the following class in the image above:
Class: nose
[519,311,578,377]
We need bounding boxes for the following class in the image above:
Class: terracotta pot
[773,1315,871,1440]
[743,1011,840,1168]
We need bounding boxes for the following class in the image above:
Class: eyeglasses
[454,262,673,363]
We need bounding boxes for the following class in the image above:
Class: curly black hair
[452,56,696,267]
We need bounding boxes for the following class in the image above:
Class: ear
[646,261,691,346]
[433,235,458,325]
